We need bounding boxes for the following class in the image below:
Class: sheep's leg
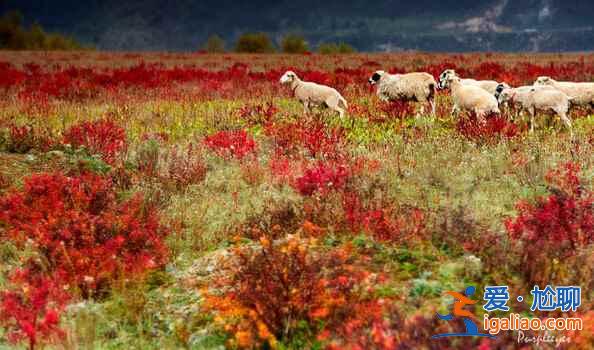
[476,109,487,125]
[557,110,573,136]
[336,106,345,119]
[528,108,535,133]
[303,101,310,115]
[417,103,424,118]
[450,104,459,117]
[429,100,436,117]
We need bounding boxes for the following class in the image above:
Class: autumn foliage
[506,162,594,283]
[204,235,399,349]
[62,119,128,164]
[203,129,257,160]
[0,268,70,350]
[0,172,168,298]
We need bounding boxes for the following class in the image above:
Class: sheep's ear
[371,72,381,82]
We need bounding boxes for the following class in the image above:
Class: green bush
[0,10,85,50]
[203,34,226,53]
[234,32,275,53]
[318,42,356,54]
[281,34,309,54]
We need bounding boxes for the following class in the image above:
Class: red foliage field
[0,51,592,349]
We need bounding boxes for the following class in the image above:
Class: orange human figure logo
[432,286,495,339]
[445,290,477,318]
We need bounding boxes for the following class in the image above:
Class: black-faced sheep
[495,84,573,134]
[368,70,436,116]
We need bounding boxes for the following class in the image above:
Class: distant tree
[235,32,275,53]
[281,34,309,53]
[318,42,356,54]
[25,23,46,49]
[0,10,24,48]
[44,33,82,50]
[203,34,225,53]
[0,10,85,50]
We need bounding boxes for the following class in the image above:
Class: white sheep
[439,69,509,95]
[279,71,348,118]
[439,75,500,122]
[533,76,594,107]
[368,70,436,116]
[495,84,573,134]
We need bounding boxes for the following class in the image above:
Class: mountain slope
[2,0,594,51]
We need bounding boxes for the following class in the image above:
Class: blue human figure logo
[432,286,496,339]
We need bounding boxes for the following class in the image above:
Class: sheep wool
[534,76,594,107]
[279,71,348,118]
[496,84,573,134]
[368,70,436,116]
[439,69,510,95]
[441,75,500,121]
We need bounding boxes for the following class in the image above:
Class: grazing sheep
[368,70,436,116]
[279,71,348,118]
[439,69,509,95]
[495,84,573,134]
[439,75,500,122]
[495,84,555,118]
[533,76,594,107]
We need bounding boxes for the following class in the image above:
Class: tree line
[0,11,86,50]
[0,10,352,53]
[204,33,356,54]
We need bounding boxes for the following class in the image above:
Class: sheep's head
[438,69,457,89]
[280,71,298,84]
[439,69,456,82]
[438,75,459,90]
[494,83,507,100]
[496,87,515,104]
[534,76,553,86]
[368,70,386,85]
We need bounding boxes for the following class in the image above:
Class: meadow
[0,51,592,349]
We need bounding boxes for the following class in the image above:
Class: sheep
[495,84,573,134]
[279,71,348,118]
[533,76,594,107]
[438,75,500,122]
[494,84,556,119]
[439,69,510,95]
[368,70,436,116]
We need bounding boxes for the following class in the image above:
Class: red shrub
[455,112,519,142]
[505,162,593,282]
[506,162,593,253]
[0,172,168,298]
[62,119,127,164]
[238,102,277,126]
[204,237,385,349]
[268,152,294,184]
[0,268,70,350]
[265,120,345,159]
[162,143,208,190]
[5,124,54,153]
[294,162,350,196]
[203,130,256,160]
[300,122,345,159]
[342,192,425,243]
[379,100,416,120]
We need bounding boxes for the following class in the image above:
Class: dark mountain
[2,0,594,51]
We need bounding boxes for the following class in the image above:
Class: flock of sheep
[279,69,594,134]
